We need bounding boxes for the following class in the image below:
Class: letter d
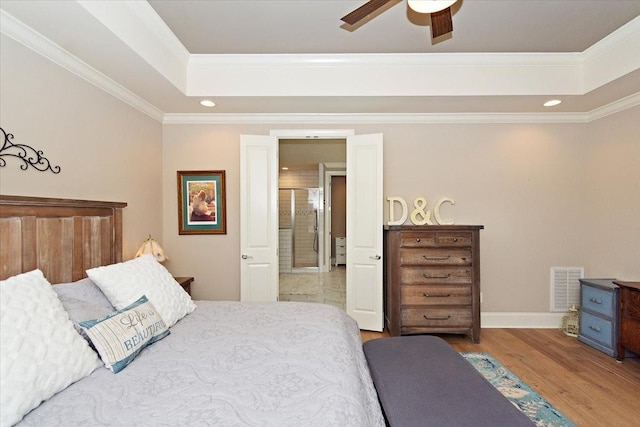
[387,197,408,226]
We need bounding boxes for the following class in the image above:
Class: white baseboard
[481,312,565,329]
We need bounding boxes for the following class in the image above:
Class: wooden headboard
[0,195,127,283]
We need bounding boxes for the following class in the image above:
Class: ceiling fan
[341,0,458,39]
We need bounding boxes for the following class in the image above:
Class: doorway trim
[270,129,355,139]
[243,129,383,330]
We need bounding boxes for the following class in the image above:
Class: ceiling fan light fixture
[407,0,457,14]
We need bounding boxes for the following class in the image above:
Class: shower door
[279,188,319,272]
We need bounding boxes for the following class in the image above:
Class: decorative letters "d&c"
[387,197,455,226]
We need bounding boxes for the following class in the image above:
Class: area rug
[461,352,576,427]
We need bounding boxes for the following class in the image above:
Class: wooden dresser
[614,280,640,361]
[384,225,483,342]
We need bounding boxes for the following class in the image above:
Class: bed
[0,195,384,427]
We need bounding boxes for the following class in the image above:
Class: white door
[346,134,384,331]
[240,135,279,301]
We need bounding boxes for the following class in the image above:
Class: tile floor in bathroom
[278,266,346,311]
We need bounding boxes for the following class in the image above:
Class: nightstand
[174,276,194,296]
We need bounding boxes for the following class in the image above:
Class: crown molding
[162,112,589,125]
[0,9,164,122]
[162,91,639,125]
[587,91,640,122]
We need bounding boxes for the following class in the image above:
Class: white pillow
[86,254,195,327]
[0,270,101,427]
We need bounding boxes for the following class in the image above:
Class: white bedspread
[18,301,384,427]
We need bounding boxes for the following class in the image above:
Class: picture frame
[177,170,227,235]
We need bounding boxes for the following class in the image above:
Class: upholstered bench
[363,336,534,427]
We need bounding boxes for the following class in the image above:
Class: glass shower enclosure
[279,188,320,272]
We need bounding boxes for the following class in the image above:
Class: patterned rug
[461,352,576,427]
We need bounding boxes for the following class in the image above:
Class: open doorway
[240,131,383,330]
[277,139,347,310]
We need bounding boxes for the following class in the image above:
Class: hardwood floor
[361,329,640,427]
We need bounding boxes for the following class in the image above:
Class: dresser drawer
[401,285,472,306]
[400,232,437,248]
[400,231,472,248]
[437,232,472,247]
[580,311,614,349]
[581,284,615,318]
[402,307,472,328]
[400,267,472,284]
[399,248,471,266]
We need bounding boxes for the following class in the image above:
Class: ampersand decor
[410,197,434,225]
[0,127,61,174]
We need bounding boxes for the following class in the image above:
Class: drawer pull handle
[423,255,451,261]
[423,293,451,298]
[589,325,601,333]
[416,238,421,242]
[424,315,451,320]
[589,297,603,304]
[423,273,451,279]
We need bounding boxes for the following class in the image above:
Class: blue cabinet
[578,279,620,357]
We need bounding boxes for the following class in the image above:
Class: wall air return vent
[550,267,584,312]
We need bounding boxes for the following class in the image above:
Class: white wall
[0,35,163,260]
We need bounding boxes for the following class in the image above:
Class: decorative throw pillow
[79,295,170,373]
[0,270,101,427]
[87,254,195,327]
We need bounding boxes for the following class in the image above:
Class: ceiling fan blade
[341,0,395,25]
[430,7,453,38]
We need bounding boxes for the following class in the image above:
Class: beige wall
[584,106,640,279]
[161,118,639,312]
[0,35,163,260]
[4,34,638,312]
[161,125,248,300]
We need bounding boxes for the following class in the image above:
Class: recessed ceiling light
[281,167,289,170]
[543,99,562,107]
[200,100,216,107]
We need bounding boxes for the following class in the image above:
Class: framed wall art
[177,170,227,235]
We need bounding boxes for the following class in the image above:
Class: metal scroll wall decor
[0,127,61,174]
